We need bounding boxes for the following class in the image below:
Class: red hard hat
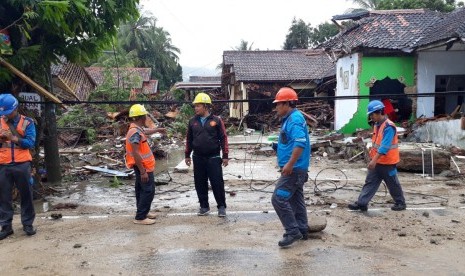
[273,87,298,103]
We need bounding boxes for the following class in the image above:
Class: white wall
[417,50,465,118]
[414,119,465,149]
[335,53,360,130]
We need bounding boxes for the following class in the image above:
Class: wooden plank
[0,57,62,104]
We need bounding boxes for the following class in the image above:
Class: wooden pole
[0,57,62,104]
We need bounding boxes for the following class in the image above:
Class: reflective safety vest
[0,115,33,164]
[369,119,400,165]
[125,123,155,172]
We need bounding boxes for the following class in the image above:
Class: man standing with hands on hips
[0,93,37,239]
[271,87,311,248]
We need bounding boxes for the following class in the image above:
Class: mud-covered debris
[50,213,62,220]
[52,203,78,210]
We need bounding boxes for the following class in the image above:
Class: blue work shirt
[8,115,36,149]
[375,119,395,155]
[277,109,311,171]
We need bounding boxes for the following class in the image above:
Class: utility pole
[43,69,62,185]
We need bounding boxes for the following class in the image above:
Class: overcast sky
[141,0,359,77]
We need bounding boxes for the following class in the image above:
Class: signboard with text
[19,92,41,117]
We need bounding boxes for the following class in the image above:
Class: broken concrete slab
[397,144,451,174]
[174,160,190,173]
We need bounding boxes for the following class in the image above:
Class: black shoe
[218,206,226,217]
[300,227,309,240]
[348,203,368,211]
[23,225,36,236]
[391,203,406,211]
[278,232,303,247]
[0,225,13,240]
[197,207,210,216]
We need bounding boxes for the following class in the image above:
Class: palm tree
[116,13,182,90]
[118,13,155,53]
[347,0,382,10]
[233,39,255,51]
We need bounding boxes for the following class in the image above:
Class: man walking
[0,93,36,239]
[271,87,311,247]
[125,104,164,225]
[348,100,406,212]
[185,92,229,217]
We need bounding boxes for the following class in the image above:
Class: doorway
[370,77,412,123]
[435,75,465,116]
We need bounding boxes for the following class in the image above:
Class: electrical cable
[18,90,465,105]
[313,167,349,195]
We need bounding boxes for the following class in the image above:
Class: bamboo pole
[0,57,62,104]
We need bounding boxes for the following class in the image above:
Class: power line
[18,90,465,105]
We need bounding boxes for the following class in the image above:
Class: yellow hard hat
[193,92,212,104]
[129,104,148,117]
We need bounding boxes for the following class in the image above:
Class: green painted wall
[340,56,415,134]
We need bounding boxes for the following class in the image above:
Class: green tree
[0,0,140,184]
[116,13,182,90]
[233,39,255,51]
[0,0,139,84]
[377,0,463,11]
[309,22,340,47]
[283,18,312,50]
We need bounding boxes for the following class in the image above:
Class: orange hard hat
[273,87,298,103]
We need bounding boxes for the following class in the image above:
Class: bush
[168,104,194,137]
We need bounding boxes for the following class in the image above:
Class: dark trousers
[357,164,405,207]
[272,170,308,236]
[134,167,155,220]
[0,162,35,227]
[193,155,226,209]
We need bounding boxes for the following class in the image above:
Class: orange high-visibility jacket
[369,119,400,165]
[125,123,155,172]
[0,115,33,164]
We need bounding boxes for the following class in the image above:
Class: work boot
[133,218,156,225]
[23,225,36,236]
[301,227,310,240]
[348,202,368,211]
[391,203,407,211]
[278,232,303,247]
[0,225,13,240]
[218,206,226,217]
[197,207,210,216]
[146,212,157,219]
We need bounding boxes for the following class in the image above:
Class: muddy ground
[1,141,465,275]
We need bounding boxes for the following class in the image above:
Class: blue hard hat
[367,100,385,115]
[0,94,19,116]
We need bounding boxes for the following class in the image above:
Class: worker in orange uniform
[0,93,36,240]
[348,100,406,212]
[125,104,165,225]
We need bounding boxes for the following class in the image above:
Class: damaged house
[51,57,96,101]
[320,8,465,140]
[173,75,221,101]
[221,50,335,123]
[85,67,158,97]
